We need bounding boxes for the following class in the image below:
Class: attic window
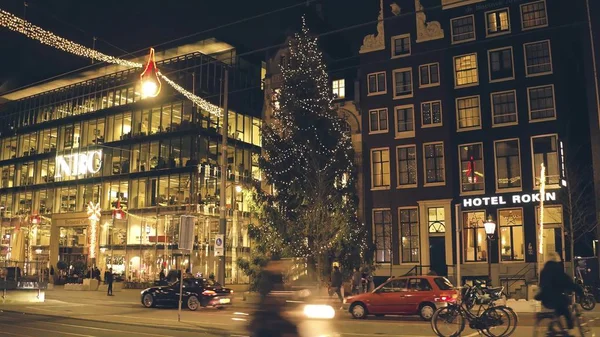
[332,79,345,99]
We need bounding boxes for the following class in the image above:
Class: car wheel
[419,303,435,321]
[350,303,367,319]
[142,294,155,308]
[187,295,200,311]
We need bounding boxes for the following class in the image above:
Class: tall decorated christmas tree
[245,18,371,281]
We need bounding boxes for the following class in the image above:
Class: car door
[368,279,407,314]
[403,278,433,314]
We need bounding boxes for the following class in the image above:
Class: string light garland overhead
[0,9,222,116]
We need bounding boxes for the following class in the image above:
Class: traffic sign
[214,234,224,257]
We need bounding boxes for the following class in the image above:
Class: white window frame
[462,209,488,264]
[485,7,511,37]
[394,104,415,139]
[423,141,446,187]
[419,63,441,88]
[520,0,548,31]
[368,108,389,134]
[391,34,411,59]
[527,84,557,122]
[530,133,561,189]
[458,142,486,196]
[487,46,515,83]
[456,95,482,132]
[372,208,393,264]
[332,79,345,99]
[421,100,443,128]
[493,138,523,193]
[396,144,418,189]
[392,67,414,100]
[450,15,476,44]
[367,71,387,96]
[370,147,391,190]
[491,90,519,127]
[524,40,553,77]
[453,53,479,88]
[398,206,420,264]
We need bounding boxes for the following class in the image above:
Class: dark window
[393,35,411,57]
[451,16,475,43]
[489,48,514,81]
[408,278,432,291]
[434,277,454,291]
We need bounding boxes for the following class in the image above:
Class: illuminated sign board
[55,150,103,178]
[462,191,557,208]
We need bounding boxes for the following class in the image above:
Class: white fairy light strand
[0,9,222,116]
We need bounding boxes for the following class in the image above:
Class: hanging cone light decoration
[140,48,161,98]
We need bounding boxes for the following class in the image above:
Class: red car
[342,275,458,320]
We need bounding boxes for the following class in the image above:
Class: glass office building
[0,41,263,284]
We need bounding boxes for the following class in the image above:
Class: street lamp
[484,216,496,286]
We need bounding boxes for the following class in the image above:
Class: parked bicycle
[431,284,515,337]
[463,283,518,337]
[533,293,595,337]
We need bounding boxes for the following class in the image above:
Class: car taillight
[230,290,234,294]
[202,290,216,296]
[440,296,448,301]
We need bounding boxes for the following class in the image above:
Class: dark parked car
[141,277,233,311]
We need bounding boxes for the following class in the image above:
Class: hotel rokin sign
[55,149,103,179]
[462,191,557,208]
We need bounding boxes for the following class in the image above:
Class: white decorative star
[87,202,101,221]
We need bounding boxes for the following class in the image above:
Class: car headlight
[303,304,335,319]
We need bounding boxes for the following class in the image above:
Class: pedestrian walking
[352,267,362,295]
[331,266,343,303]
[104,268,114,296]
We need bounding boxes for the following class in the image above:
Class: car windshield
[434,277,454,290]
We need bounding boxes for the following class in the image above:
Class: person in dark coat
[352,267,362,295]
[104,268,114,296]
[536,252,583,335]
[331,266,343,302]
[159,269,166,281]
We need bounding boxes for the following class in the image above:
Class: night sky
[0,0,377,96]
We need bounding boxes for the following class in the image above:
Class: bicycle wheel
[573,305,596,337]
[497,306,518,337]
[481,306,512,337]
[581,294,596,311]
[431,306,466,337]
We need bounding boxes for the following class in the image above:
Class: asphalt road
[1,289,600,336]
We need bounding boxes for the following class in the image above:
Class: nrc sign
[55,150,103,178]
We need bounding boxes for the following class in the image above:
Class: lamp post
[35,248,42,282]
[484,216,496,286]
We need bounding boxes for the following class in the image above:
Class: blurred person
[331,266,343,302]
[536,252,583,336]
[249,260,298,337]
[352,267,362,295]
[104,268,114,296]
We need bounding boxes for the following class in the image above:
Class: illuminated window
[494,139,522,190]
[419,63,440,87]
[456,96,481,130]
[424,142,445,185]
[454,54,479,87]
[491,90,518,126]
[367,72,386,95]
[371,148,391,189]
[532,135,560,187]
[528,85,556,121]
[536,205,563,260]
[395,105,415,138]
[486,9,510,36]
[521,0,548,30]
[499,208,524,261]
[524,41,552,76]
[397,145,417,187]
[399,208,419,263]
[488,47,514,81]
[373,209,392,263]
[463,211,487,262]
[428,207,445,233]
[393,68,413,98]
[392,34,411,58]
[332,79,345,99]
[260,62,266,90]
[369,108,388,134]
[421,101,442,127]
[451,15,475,43]
[459,143,484,193]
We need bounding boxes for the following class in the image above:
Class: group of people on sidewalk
[329,266,374,302]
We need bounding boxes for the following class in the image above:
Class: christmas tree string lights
[0,9,221,116]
